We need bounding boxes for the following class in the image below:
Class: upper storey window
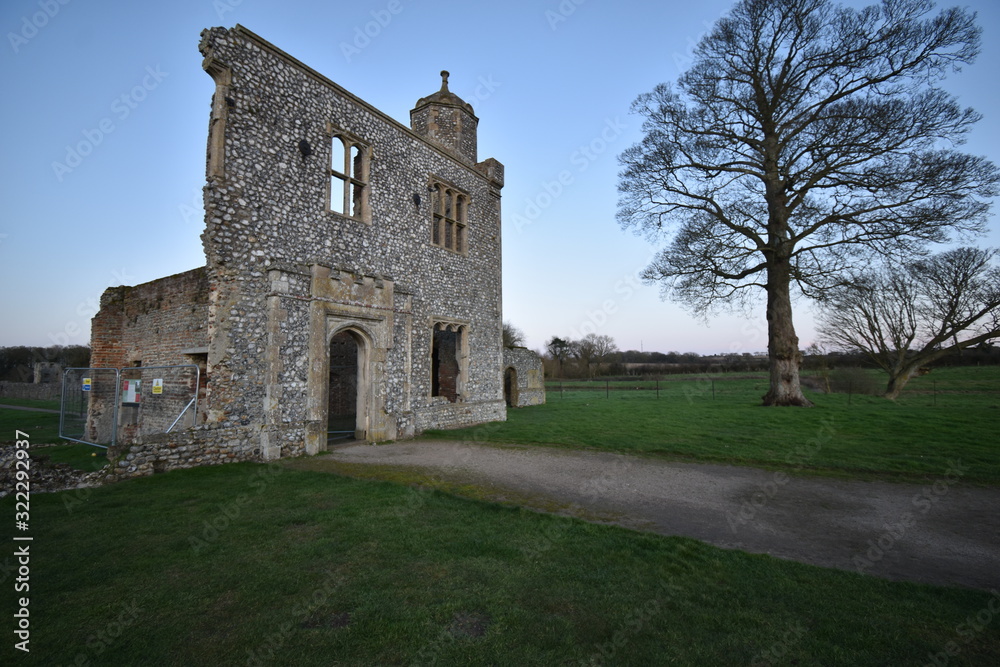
[329,130,370,221]
[430,180,468,254]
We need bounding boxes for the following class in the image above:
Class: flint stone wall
[503,347,546,407]
[0,382,62,400]
[103,423,263,481]
[198,25,506,453]
[88,25,509,476]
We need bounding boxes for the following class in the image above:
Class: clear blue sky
[2,0,998,355]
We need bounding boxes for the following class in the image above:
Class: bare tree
[818,247,1000,398]
[502,321,526,348]
[588,334,619,374]
[546,336,572,377]
[571,336,598,377]
[617,0,998,406]
[572,334,621,376]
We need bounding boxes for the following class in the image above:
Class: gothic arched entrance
[328,329,364,443]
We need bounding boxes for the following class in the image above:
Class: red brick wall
[90,267,209,369]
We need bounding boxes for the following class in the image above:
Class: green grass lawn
[0,404,61,444]
[0,397,61,411]
[1,462,998,665]
[34,442,108,470]
[428,366,1000,485]
[0,401,106,468]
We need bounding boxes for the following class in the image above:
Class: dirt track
[297,440,1000,591]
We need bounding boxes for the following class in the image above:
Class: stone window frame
[428,177,469,255]
[430,319,469,403]
[326,123,371,223]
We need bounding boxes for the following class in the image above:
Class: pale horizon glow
[1,0,997,356]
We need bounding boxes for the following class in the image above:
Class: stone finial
[440,70,450,92]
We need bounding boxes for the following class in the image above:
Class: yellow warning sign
[82,378,92,391]
[152,379,164,395]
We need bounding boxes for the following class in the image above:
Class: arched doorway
[328,329,362,443]
[504,366,518,407]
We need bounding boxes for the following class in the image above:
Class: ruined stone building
[89,25,543,472]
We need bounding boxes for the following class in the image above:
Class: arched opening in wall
[504,366,518,407]
[432,327,461,402]
[328,330,361,443]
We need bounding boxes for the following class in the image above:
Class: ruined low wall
[0,382,62,401]
[102,420,316,482]
[503,347,546,407]
[413,399,507,433]
[104,424,259,481]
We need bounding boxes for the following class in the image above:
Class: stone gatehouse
[89,25,541,471]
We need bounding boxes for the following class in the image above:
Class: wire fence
[543,370,1000,407]
[546,375,767,402]
[60,365,200,448]
[61,368,120,447]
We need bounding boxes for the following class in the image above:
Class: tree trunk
[761,253,813,407]
[883,366,917,400]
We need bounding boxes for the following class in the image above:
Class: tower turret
[410,71,478,164]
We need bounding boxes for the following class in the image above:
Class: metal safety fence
[60,365,200,449]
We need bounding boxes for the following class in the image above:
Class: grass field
[2,462,999,665]
[426,366,1000,485]
[0,399,106,467]
[0,397,61,411]
[3,367,998,482]
[0,400,61,444]
[1,368,998,663]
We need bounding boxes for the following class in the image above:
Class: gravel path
[0,403,61,414]
[311,440,1000,591]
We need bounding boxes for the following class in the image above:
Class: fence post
[606,380,609,399]
[656,379,659,399]
[711,379,715,401]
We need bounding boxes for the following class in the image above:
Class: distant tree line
[545,334,620,379]
[540,340,1000,380]
[0,345,90,382]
